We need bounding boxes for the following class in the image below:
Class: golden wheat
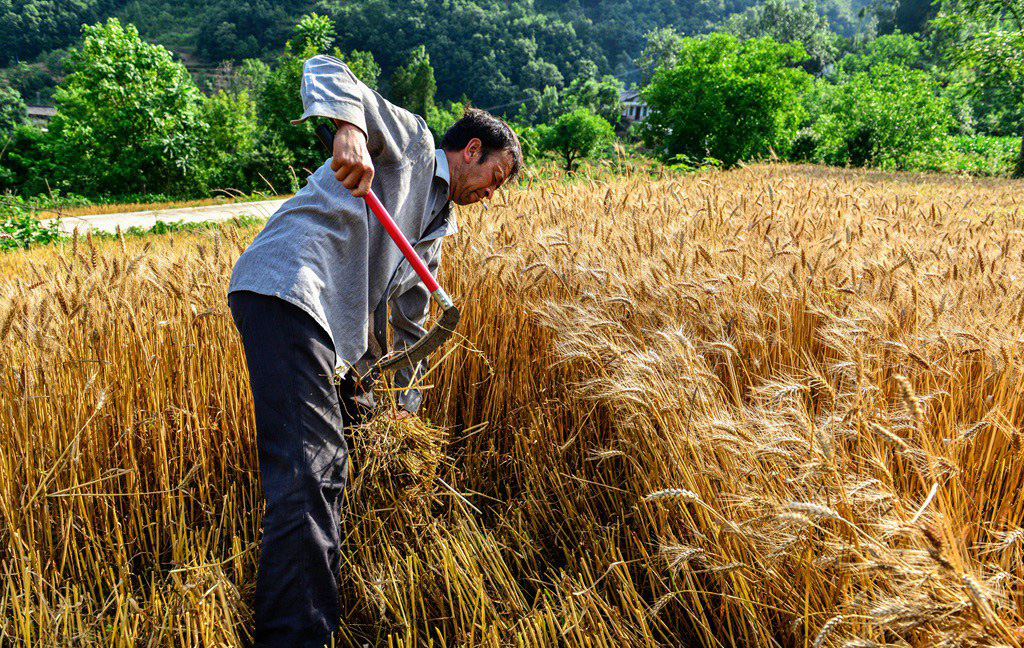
[2,163,1023,646]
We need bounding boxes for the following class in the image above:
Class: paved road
[43,198,287,235]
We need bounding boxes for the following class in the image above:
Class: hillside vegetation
[2,164,1023,646]
[1,0,874,103]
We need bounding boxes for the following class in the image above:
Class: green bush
[0,197,63,251]
[788,128,820,162]
[640,34,812,167]
[811,63,952,170]
[48,18,209,197]
[835,32,926,75]
[427,100,468,143]
[537,108,615,171]
[0,85,28,136]
[908,135,1019,175]
[200,89,260,191]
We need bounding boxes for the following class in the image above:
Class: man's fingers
[335,165,373,195]
[337,166,367,191]
[354,168,374,197]
[335,166,358,187]
[330,124,374,199]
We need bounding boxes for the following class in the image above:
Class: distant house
[27,106,56,130]
[620,90,650,123]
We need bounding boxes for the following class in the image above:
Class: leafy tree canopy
[836,30,925,74]
[641,34,813,166]
[515,61,623,127]
[723,0,841,73]
[811,62,952,169]
[0,84,28,135]
[0,0,121,65]
[932,0,1024,174]
[635,27,686,85]
[537,107,615,171]
[48,18,209,196]
[389,45,436,119]
[194,0,308,62]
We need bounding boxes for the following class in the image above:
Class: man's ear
[463,137,483,163]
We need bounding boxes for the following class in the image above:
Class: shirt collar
[434,149,450,194]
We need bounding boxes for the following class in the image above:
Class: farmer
[226,54,521,648]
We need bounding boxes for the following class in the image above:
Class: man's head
[441,108,523,206]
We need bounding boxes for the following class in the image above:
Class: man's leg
[229,290,358,648]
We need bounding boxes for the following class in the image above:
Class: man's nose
[483,186,494,200]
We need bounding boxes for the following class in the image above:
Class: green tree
[426,99,468,143]
[48,18,208,197]
[255,15,380,191]
[0,0,118,65]
[836,31,925,75]
[636,28,685,86]
[562,64,624,127]
[876,0,941,35]
[344,50,381,91]
[0,85,27,135]
[389,46,437,119]
[200,89,259,190]
[0,123,50,194]
[538,108,614,171]
[723,0,841,73]
[194,0,305,62]
[515,63,622,128]
[521,59,564,89]
[292,12,333,55]
[641,34,813,167]
[515,85,564,126]
[932,0,1024,176]
[226,58,272,98]
[812,63,952,169]
[2,61,59,105]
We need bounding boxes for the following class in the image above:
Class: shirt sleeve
[290,54,430,166]
[388,239,443,413]
[291,55,368,135]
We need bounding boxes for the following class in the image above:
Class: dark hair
[440,107,523,183]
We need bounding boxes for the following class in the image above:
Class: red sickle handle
[362,189,440,293]
[314,123,440,294]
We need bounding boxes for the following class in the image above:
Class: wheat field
[2,163,1023,647]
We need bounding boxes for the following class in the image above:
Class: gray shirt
[228,55,456,412]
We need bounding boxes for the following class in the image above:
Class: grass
[2,162,1024,646]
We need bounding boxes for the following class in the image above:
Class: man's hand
[389,409,413,422]
[330,120,374,197]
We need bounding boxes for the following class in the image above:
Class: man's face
[449,138,513,206]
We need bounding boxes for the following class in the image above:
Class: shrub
[47,18,209,198]
[0,196,63,251]
[640,34,812,167]
[812,63,952,170]
[538,108,615,171]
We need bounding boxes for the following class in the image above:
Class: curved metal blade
[376,304,460,373]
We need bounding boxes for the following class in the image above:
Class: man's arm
[389,240,443,414]
[291,54,428,196]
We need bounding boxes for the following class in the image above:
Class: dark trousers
[229,290,367,648]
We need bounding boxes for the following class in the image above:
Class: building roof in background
[27,106,57,118]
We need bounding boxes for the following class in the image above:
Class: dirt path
[41,198,288,235]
